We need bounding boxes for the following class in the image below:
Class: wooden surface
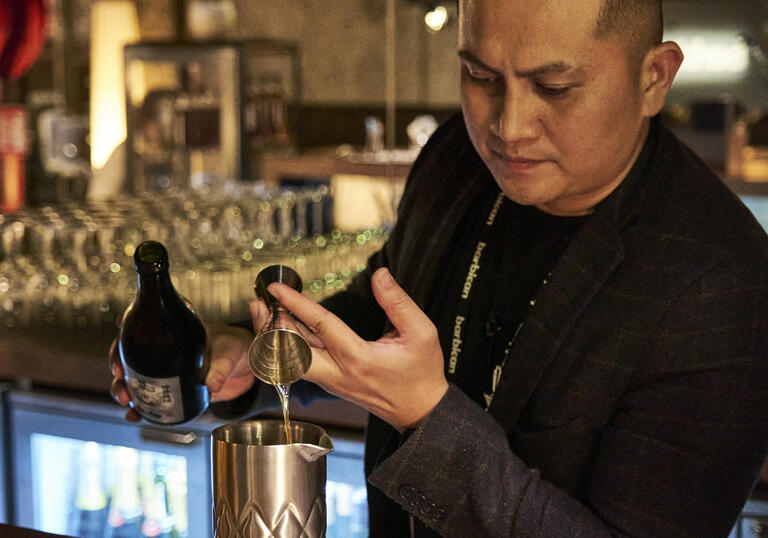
[0,327,116,393]
[261,147,413,188]
[0,524,72,537]
[0,326,368,430]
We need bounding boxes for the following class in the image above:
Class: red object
[0,105,28,212]
[0,105,28,154]
[0,0,46,212]
[0,0,48,80]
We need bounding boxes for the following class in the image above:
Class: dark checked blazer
[320,112,768,537]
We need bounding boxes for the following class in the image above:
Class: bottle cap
[135,241,169,273]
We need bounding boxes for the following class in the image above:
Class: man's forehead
[459,49,594,81]
[458,0,606,64]
[460,0,604,35]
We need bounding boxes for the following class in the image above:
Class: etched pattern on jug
[214,496,326,537]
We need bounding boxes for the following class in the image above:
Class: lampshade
[89,0,140,170]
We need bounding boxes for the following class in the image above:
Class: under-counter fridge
[8,389,214,537]
[0,385,9,525]
[5,388,367,537]
[728,179,768,233]
[738,193,768,232]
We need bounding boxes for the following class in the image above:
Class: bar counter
[0,326,368,429]
[0,523,72,537]
[261,146,414,189]
[0,327,115,394]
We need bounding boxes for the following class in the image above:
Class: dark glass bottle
[141,464,175,538]
[119,241,209,424]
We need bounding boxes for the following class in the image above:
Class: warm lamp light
[89,0,140,170]
[424,6,448,32]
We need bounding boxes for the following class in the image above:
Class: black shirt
[398,181,586,538]
[431,180,586,408]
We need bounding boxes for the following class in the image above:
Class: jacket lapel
[487,211,625,431]
[403,150,493,311]
[487,118,665,432]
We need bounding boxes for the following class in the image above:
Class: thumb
[371,268,431,338]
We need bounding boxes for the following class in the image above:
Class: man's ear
[640,41,684,118]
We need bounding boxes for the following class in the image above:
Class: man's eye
[467,68,497,83]
[536,84,572,97]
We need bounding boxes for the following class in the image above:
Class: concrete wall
[128,0,460,106]
[229,0,459,106]
[226,0,768,110]
[73,0,768,110]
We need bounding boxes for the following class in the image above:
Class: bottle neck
[111,449,141,514]
[76,458,106,511]
[137,270,175,299]
[112,465,140,511]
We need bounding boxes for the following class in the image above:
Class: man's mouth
[491,149,546,171]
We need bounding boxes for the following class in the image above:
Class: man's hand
[268,267,449,432]
[109,302,271,419]
[109,336,142,422]
[203,322,257,402]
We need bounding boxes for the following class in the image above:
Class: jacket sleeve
[368,252,768,537]
[214,114,467,419]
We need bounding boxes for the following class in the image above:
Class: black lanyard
[446,190,555,410]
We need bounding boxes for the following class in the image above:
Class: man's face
[459,0,650,216]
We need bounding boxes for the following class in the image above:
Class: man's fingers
[303,348,344,395]
[267,283,364,349]
[111,377,131,406]
[109,338,123,376]
[248,298,270,333]
[109,338,130,407]
[209,375,255,402]
[204,352,253,393]
[108,328,143,423]
[370,268,433,338]
[205,358,231,393]
[250,296,323,347]
[124,408,142,422]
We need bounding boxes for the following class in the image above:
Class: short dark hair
[594,0,663,61]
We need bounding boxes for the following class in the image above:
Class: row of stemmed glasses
[0,184,387,329]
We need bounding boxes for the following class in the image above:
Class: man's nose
[491,90,540,145]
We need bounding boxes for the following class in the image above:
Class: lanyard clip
[486,311,501,336]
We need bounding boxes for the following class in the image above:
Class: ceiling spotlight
[424,5,448,32]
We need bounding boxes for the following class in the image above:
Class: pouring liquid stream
[274,383,292,444]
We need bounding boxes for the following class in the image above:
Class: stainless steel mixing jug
[212,419,334,538]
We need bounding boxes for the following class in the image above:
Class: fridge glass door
[10,391,212,538]
[30,433,189,537]
[326,434,368,538]
[0,388,7,524]
[740,194,768,232]
[9,390,368,537]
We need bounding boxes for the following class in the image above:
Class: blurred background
[5,0,768,209]
[2,1,768,537]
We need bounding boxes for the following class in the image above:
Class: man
[111,0,768,536]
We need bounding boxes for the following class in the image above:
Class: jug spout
[295,433,334,462]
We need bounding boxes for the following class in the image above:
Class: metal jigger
[248,265,312,386]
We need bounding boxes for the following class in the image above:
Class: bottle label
[124,365,184,424]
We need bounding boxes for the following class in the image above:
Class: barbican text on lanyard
[446,190,552,410]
